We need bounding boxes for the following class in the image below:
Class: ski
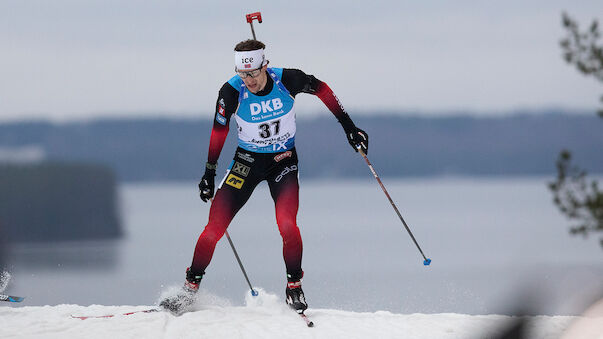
[299,312,314,327]
[72,306,313,326]
[71,308,159,320]
[0,294,24,303]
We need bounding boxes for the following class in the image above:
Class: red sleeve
[207,121,229,165]
[314,81,355,131]
[281,69,355,130]
[206,82,238,165]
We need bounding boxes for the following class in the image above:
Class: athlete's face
[239,65,268,93]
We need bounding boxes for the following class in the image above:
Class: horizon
[0,106,598,124]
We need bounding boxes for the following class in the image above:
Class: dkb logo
[250,98,283,115]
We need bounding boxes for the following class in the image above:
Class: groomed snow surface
[2,288,602,339]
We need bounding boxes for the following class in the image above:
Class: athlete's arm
[199,82,239,202]
[281,68,369,154]
[207,82,238,165]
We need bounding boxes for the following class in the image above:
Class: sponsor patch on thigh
[275,165,298,183]
[225,173,245,189]
[274,151,292,162]
[236,152,255,163]
[232,162,251,177]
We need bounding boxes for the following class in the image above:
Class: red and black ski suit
[190,68,359,282]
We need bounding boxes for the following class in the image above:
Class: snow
[1,289,601,339]
[0,271,11,293]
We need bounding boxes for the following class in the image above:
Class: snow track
[0,290,600,339]
[2,306,597,339]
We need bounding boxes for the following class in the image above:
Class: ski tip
[12,297,24,302]
[71,315,91,320]
[423,258,432,266]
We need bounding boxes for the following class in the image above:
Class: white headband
[234,49,266,71]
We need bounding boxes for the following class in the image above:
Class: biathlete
[160,39,368,314]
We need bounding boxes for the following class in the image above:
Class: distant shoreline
[0,112,601,182]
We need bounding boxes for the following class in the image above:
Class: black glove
[198,163,216,202]
[345,127,369,154]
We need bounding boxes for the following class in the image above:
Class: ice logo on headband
[242,57,253,69]
[235,49,265,70]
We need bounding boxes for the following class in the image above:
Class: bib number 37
[259,119,280,138]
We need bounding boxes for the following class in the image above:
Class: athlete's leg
[160,154,260,313]
[190,159,258,274]
[268,158,303,280]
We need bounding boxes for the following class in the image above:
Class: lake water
[4,177,603,315]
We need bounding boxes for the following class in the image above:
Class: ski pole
[357,147,432,266]
[245,12,262,40]
[224,230,259,296]
[216,12,266,298]
[210,198,258,296]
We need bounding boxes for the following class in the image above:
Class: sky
[1,0,602,122]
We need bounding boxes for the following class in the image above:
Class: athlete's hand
[346,127,369,155]
[198,165,216,202]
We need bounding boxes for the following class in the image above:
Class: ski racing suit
[190,67,361,282]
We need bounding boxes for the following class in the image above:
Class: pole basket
[246,12,262,23]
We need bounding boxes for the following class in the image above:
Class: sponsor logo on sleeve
[216,114,226,125]
[232,162,251,177]
[218,98,226,116]
[225,173,245,189]
[334,94,346,113]
[273,151,292,162]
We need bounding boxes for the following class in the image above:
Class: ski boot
[285,275,308,313]
[159,267,204,315]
